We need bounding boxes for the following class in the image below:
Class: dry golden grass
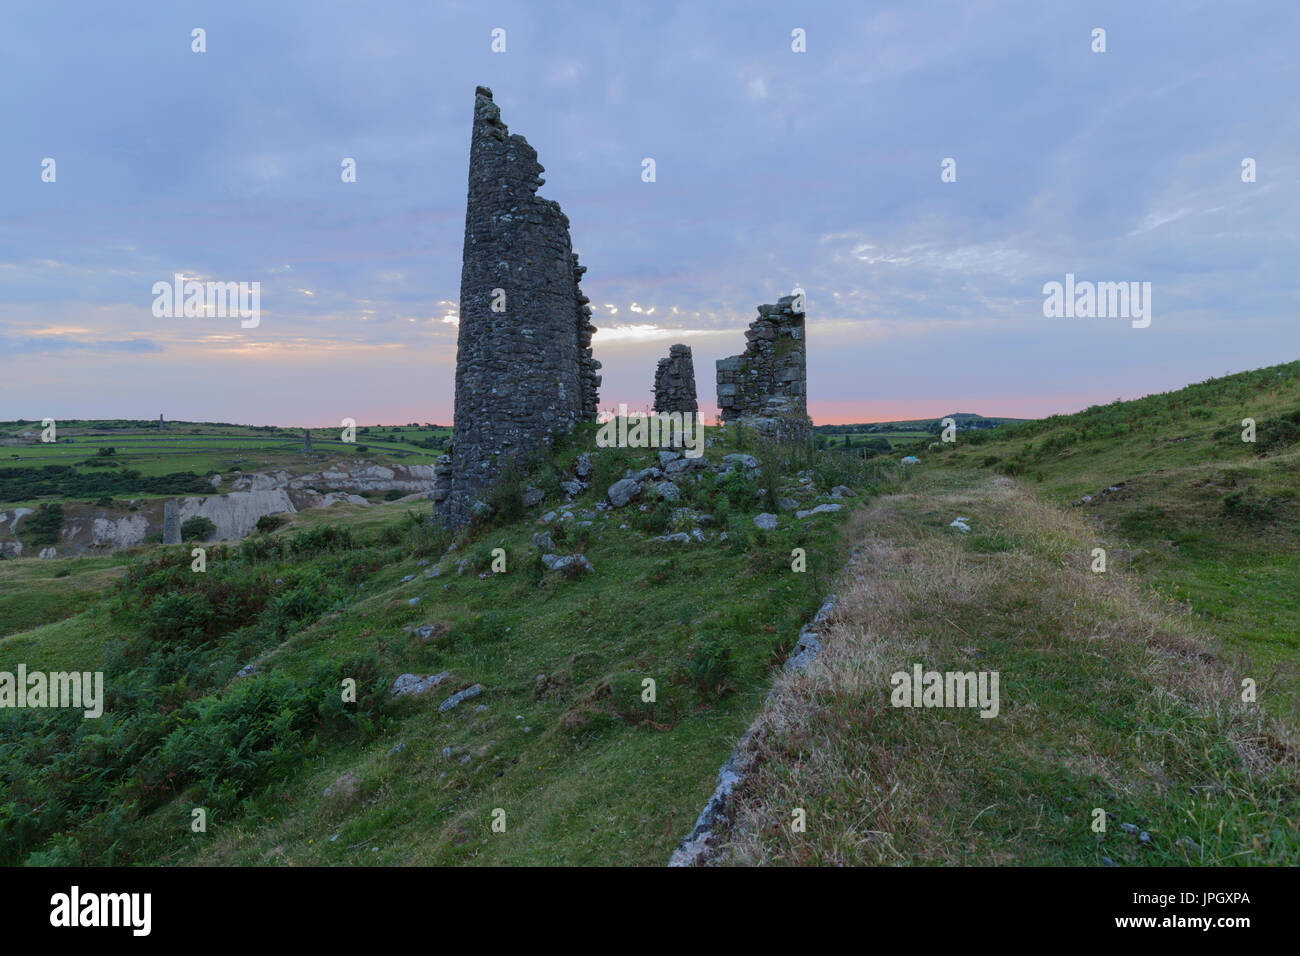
[710,474,1299,866]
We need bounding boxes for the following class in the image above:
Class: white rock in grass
[795,503,842,519]
[439,684,484,712]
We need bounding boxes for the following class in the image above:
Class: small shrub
[607,671,654,723]
[18,503,64,546]
[180,516,216,542]
[645,557,675,585]
[1255,409,1300,455]
[484,461,525,525]
[255,514,287,534]
[719,465,757,512]
[1221,488,1279,523]
[684,636,732,697]
[452,611,511,644]
[637,500,673,536]
[591,446,632,493]
[527,550,546,585]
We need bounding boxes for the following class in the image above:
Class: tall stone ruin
[653,344,698,415]
[162,499,180,544]
[434,87,601,528]
[716,295,811,442]
[303,428,312,453]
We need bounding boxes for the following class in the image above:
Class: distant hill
[816,413,1028,435]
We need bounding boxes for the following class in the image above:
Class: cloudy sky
[2,0,1297,426]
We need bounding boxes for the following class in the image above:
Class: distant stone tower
[162,500,181,544]
[434,87,601,528]
[653,344,698,415]
[158,413,164,430]
[303,428,312,453]
[716,295,811,442]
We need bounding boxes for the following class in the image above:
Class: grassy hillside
[927,360,1300,706]
[4,364,1295,868]
[0,424,882,865]
[711,473,1297,865]
[708,361,1300,865]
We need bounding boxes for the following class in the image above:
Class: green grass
[0,421,448,485]
[924,359,1300,720]
[0,423,879,865]
[0,554,129,639]
[7,362,1296,867]
[711,473,1298,866]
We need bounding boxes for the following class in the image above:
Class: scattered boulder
[950,517,971,533]
[721,453,760,472]
[390,671,452,699]
[413,622,446,642]
[439,684,484,712]
[665,456,709,476]
[541,553,594,574]
[522,487,545,507]
[796,503,843,518]
[574,453,593,478]
[777,497,800,511]
[830,485,855,498]
[531,531,556,552]
[608,478,641,508]
[753,513,778,531]
[652,481,681,503]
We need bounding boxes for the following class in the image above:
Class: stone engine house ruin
[715,295,811,442]
[653,344,698,415]
[434,87,601,528]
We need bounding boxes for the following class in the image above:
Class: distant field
[0,422,450,496]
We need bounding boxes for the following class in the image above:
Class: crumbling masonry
[715,295,811,442]
[434,87,601,528]
[653,344,698,415]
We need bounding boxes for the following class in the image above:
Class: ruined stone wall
[715,295,811,442]
[435,87,600,528]
[653,344,698,415]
